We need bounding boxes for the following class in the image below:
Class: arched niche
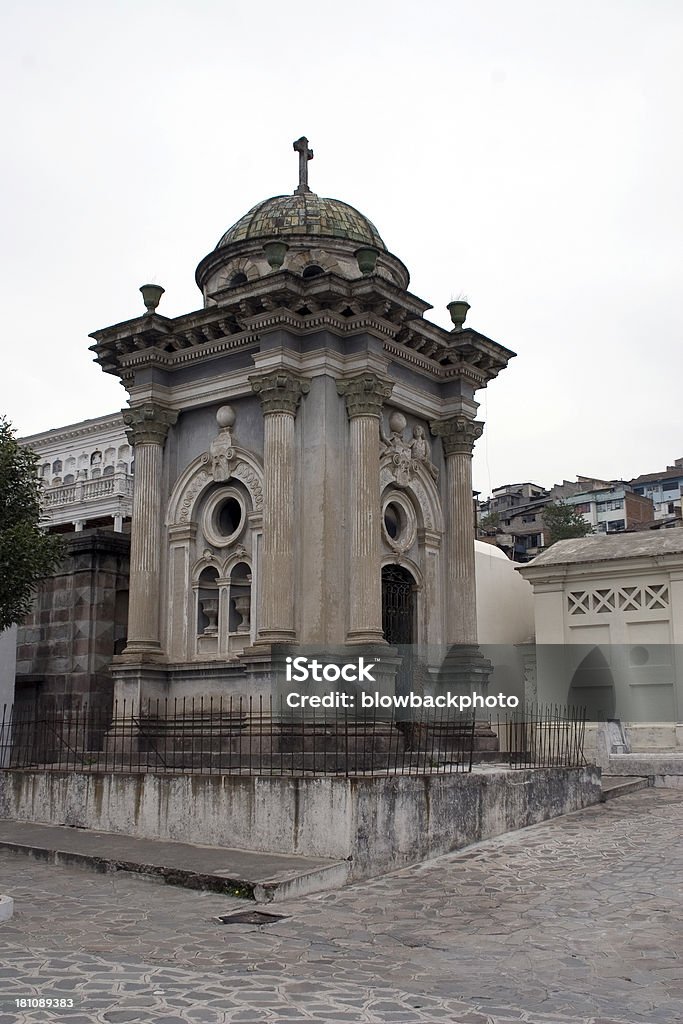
[166,448,263,662]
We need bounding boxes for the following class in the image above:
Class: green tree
[0,417,63,630]
[542,500,594,548]
[478,511,500,534]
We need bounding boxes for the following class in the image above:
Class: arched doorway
[568,646,616,720]
[382,565,416,645]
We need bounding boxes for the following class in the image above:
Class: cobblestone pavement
[1,788,682,1024]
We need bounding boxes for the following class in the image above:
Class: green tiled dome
[217,193,386,251]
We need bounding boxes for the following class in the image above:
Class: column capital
[430,417,484,457]
[122,403,178,446]
[249,370,310,415]
[336,373,394,419]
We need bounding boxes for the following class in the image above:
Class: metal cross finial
[293,136,314,195]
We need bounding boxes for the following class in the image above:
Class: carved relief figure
[381,412,438,485]
[409,425,438,480]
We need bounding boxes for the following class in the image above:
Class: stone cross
[293,136,313,195]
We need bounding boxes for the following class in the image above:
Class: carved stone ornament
[170,448,264,527]
[210,405,236,481]
[381,411,438,485]
[231,463,263,511]
[249,370,310,415]
[122,403,178,446]
[430,417,484,457]
[179,463,212,524]
[336,373,394,419]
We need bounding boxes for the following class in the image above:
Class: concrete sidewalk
[0,819,349,903]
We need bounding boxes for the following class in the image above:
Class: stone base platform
[0,765,601,886]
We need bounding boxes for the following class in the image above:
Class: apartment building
[629,459,683,521]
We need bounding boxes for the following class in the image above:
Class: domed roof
[217,193,386,251]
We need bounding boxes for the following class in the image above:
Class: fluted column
[337,374,394,644]
[121,403,177,657]
[250,370,309,643]
[430,417,484,644]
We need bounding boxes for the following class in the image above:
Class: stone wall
[15,530,130,712]
[0,628,17,710]
[0,766,601,880]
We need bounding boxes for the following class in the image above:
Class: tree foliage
[542,500,594,548]
[0,417,63,630]
[478,511,500,534]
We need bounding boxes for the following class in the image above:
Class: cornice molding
[20,414,127,449]
[519,557,683,585]
[124,354,480,424]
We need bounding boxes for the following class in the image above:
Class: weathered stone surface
[0,766,601,879]
[14,529,129,711]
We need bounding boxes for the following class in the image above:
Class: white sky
[2,0,681,497]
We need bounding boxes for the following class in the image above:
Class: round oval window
[216,496,243,538]
[384,502,404,541]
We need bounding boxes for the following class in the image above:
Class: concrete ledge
[608,753,683,782]
[0,820,350,903]
[0,894,13,922]
[600,776,652,801]
[0,766,601,882]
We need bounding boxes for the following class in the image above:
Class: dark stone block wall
[14,529,130,713]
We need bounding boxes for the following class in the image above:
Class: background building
[21,414,134,534]
[562,482,654,534]
[478,482,548,561]
[518,532,683,740]
[479,476,655,560]
[629,459,683,522]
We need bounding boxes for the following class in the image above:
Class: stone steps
[0,820,350,903]
[600,775,652,801]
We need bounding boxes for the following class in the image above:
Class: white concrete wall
[475,541,535,645]
[525,561,683,721]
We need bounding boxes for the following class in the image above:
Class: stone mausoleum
[63,140,516,706]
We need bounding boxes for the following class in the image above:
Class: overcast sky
[2,0,681,497]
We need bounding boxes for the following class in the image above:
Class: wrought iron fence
[0,698,586,777]
[0,697,476,777]
[498,702,587,769]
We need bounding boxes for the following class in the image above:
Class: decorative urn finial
[355,247,379,275]
[140,283,165,315]
[447,299,470,331]
[264,241,289,270]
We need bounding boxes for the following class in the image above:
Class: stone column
[431,416,495,748]
[120,403,177,658]
[430,416,484,644]
[337,373,394,644]
[250,370,309,643]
